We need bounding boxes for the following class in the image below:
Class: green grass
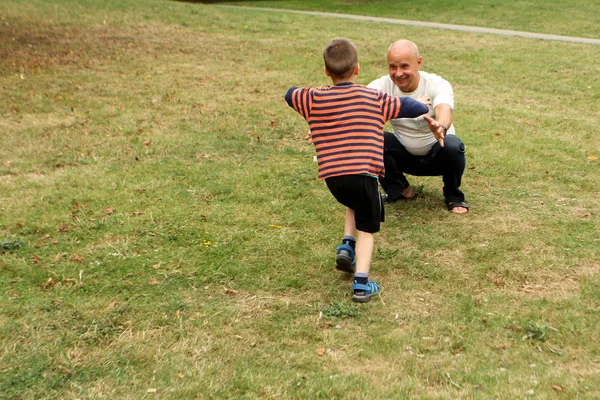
[205,0,600,39]
[1,0,599,398]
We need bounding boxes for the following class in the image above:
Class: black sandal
[447,201,469,213]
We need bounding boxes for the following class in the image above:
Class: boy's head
[323,38,358,80]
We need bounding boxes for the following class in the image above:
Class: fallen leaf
[42,277,57,289]
[103,207,114,214]
[148,278,160,286]
[504,324,523,333]
[72,255,84,263]
[143,140,152,147]
[270,224,282,229]
[58,365,75,375]
[316,348,325,356]
[551,385,565,392]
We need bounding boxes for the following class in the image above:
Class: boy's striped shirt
[285,82,404,180]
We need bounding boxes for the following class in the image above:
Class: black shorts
[325,175,384,234]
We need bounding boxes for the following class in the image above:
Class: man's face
[387,46,422,92]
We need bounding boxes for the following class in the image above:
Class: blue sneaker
[335,243,355,273]
[352,280,381,303]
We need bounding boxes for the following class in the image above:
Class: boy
[284,38,429,302]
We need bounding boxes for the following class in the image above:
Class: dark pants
[380,132,466,204]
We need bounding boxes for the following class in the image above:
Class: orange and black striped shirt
[285,82,427,180]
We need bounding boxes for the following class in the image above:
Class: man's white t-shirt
[367,72,455,156]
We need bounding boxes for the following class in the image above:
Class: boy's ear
[324,66,331,77]
[354,63,360,76]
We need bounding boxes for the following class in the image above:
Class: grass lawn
[202,0,600,39]
[1,0,599,398]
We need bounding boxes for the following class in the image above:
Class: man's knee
[442,135,465,157]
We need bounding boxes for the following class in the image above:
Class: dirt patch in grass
[1,19,100,74]
[0,18,202,76]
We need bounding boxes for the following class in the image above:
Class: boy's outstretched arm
[284,87,297,107]
[399,97,430,118]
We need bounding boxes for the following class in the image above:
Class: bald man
[368,40,469,214]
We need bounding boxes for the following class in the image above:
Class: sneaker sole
[335,253,355,273]
[352,292,379,303]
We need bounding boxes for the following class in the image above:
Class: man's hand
[423,115,445,148]
[304,129,313,144]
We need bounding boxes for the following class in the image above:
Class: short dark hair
[323,38,358,79]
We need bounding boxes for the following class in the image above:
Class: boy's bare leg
[352,230,379,302]
[343,208,373,274]
[355,230,374,274]
[343,209,380,302]
[335,208,358,273]
[344,208,357,237]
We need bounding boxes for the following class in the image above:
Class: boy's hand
[423,115,445,148]
[416,94,432,107]
[304,129,313,144]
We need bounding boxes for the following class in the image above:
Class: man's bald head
[387,40,420,59]
[386,39,422,92]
